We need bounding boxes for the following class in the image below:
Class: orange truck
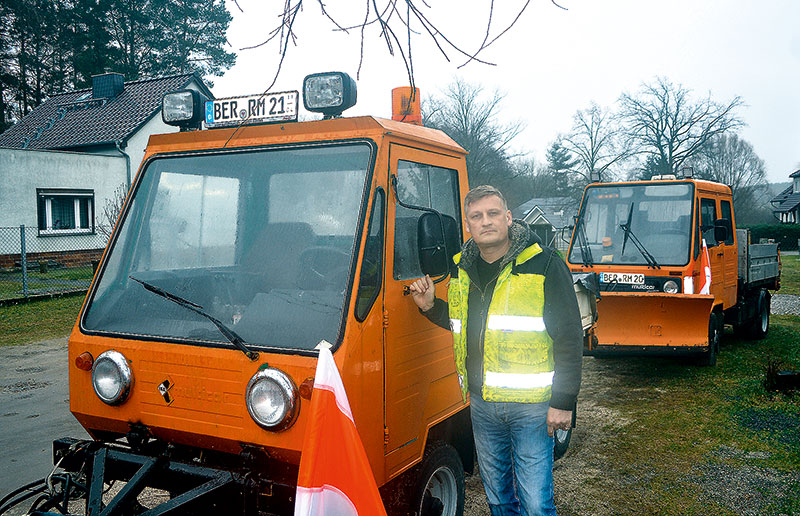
[566,173,781,365]
[0,73,577,516]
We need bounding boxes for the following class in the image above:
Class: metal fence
[0,225,111,301]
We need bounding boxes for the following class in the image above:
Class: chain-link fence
[0,225,111,301]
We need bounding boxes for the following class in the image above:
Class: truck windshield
[83,143,373,352]
[568,182,694,267]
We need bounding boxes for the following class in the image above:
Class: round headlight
[92,350,133,405]
[663,280,679,294]
[245,368,299,431]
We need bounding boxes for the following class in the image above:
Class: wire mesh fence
[0,225,111,301]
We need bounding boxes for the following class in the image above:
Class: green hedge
[740,224,800,250]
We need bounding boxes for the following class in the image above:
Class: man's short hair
[464,185,508,211]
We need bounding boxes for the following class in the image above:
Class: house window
[37,189,94,235]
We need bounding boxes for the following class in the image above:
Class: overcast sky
[213,0,800,184]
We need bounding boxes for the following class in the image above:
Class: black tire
[553,427,572,461]
[746,289,770,340]
[699,312,721,366]
[407,441,465,516]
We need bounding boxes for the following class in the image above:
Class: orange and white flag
[698,238,712,295]
[294,343,387,516]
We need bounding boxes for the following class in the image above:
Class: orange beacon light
[392,86,422,125]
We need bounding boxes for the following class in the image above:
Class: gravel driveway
[771,293,800,316]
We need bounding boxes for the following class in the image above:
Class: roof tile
[0,74,210,149]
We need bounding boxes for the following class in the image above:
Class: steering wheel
[298,246,351,289]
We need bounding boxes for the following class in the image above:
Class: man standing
[408,185,583,516]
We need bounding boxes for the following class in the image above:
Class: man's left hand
[546,408,572,437]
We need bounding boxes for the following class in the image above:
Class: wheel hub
[420,465,458,516]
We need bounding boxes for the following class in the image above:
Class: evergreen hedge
[740,224,800,250]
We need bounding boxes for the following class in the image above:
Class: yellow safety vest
[448,243,554,403]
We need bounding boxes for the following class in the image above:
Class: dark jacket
[422,220,583,410]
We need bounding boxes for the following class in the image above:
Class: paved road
[0,338,88,493]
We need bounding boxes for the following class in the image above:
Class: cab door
[718,199,738,309]
[382,143,466,477]
[699,196,725,303]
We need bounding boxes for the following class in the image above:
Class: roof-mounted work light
[303,72,357,118]
[162,89,208,130]
[679,166,694,178]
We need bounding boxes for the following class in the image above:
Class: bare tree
[503,157,564,209]
[619,77,743,174]
[696,133,771,223]
[423,78,524,190]
[97,183,128,240]
[561,102,633,184]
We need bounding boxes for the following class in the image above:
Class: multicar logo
[157,378,174,405]
[631,284,656,290]
[172,383,222,404]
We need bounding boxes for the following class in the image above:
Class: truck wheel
[554,427,572,461]
[408,441,465,516]
[700,313,721,366]
[747,289,770,340]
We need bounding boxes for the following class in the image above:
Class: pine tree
[0,0,236,134]
[545,140,577,197]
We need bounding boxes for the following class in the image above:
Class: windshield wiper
[573,212,594,267]
[129,276,259,361]
[619,203,660,269]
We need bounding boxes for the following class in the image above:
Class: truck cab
[567,174,779,365]
[45,74,474,515]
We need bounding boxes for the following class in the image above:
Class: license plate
[205,91,298,127]
[599,272,645,285]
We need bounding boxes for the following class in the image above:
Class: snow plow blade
[587,292,715,355]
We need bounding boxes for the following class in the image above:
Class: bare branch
[314,0,349,33]
[98,184,128,240]
[240,1,546,90]
[459,0,532,68]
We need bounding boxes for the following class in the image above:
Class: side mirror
[417,212,459,277]
[713,218,731,243]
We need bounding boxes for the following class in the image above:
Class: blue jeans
[469,395,556,516]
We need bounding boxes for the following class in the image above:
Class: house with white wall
[770,169,800,224]
[0,72,212,265]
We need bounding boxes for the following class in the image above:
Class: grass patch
[0,294,85,347]
[0,266,94,301]
[780,254,800,295]
[577,316,800,515]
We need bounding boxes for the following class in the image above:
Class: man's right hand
[408,274,435,312]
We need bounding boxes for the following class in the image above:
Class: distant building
[0,72,212,263]
[512,197,579,251]
[769,169,800,224]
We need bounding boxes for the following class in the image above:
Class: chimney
[92,72,125,99]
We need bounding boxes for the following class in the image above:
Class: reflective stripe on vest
[447,242,555,403]
[484,370,554,389]
[486,315,545,332]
